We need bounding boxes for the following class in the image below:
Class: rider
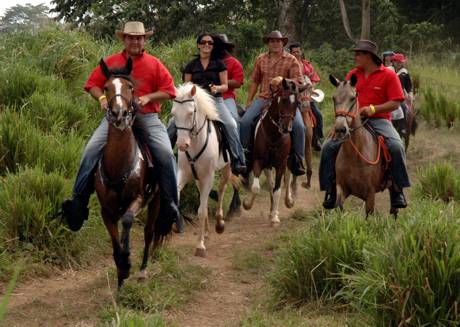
[392,53,414,125]
[168,33,246,176]
[212,33,245,125]
[319,40,410,209]
[288,42,324,151]
[382,50,395,70]
[62,21,181,232]
[240,30,306,175]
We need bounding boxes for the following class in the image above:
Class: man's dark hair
[288,42,301,52]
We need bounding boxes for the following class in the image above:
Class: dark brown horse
[329,74,395,217]
[392,103,418,150]
[243,77,301,225]
[96,58,171,287]
[298,82,316,189]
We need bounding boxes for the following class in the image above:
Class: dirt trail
[4,174,322,327]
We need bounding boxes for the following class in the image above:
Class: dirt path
[4,174,323,327]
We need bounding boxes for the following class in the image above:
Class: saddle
[212,120,230,163]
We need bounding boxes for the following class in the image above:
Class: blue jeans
[319,118,410,191]
[224,98,240,126]
[168,97,246,164]
[240,98,305,159]
[310,101,324,138]
[73,114,178,207]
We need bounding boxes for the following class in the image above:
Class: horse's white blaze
[113,78,124,108]
[289,94,296,103]
[252,177,260,194]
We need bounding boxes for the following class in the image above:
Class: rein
[173,98,211,180]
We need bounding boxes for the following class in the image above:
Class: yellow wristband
[98,95,107,102]
[370,104,376,114]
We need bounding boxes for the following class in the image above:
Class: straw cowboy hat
[262,30,288,46]
[351,39,382,65]
[115,21,153,41]
[311,89,325,103]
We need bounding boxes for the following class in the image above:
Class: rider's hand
[99,98,108,110]
[360,106,373,117]
[138,94,151,106]
[209,84,219,95]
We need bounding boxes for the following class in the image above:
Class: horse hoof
[270,220,280,228]
[243,200,252,210]
[195,248,206,257]
[215,221,225,234]
[285,199,294,208]
[301,181,311,189]
[137,270,147,281]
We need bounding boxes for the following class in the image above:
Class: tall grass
[416,162,460,202]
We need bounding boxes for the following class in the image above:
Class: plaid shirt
[250,51,302,99]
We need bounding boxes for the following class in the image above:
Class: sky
[0,0,54,17]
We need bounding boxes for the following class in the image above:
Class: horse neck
[103,124,137,179]
[261,103,282,139]
[188,109,209,152]
[346,114,376,153]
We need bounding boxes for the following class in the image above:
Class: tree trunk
[278,0,297,42]
[360,0,371,39]
[338,0,355,42]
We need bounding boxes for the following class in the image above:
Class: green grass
[415,162,460,202]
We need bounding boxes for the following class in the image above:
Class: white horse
[171,83,235,257]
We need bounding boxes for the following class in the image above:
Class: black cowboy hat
[262,30,288,46]
[214,33,235,50]
[351,39,382,65]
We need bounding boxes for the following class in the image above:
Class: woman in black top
[175,33,246,175]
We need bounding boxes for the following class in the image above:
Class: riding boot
[389,189,407,209]
[288,153,306,176]
[312,127,322,151]
[323,186,337,209]
[62,193,90,232]
[160,194,183,233]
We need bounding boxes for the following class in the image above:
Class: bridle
[266,88,299,132]
[173,98,207,138]
[105,75,137,126]
[334,94,368,133]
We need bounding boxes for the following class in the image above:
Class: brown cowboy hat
[262,30,288,46]
[115,21,153,41]
[351,39,382,65]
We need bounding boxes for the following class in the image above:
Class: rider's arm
[361,101,401,116]
[211,70,228,94]
[245,81,259,108]
[89,86,108,110]
[228,79,242,89]
[138,91,173,106]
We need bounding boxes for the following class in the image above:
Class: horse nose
[178,143,189,151]
[335,127,347,134]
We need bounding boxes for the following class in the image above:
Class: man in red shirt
[319,40,410,209]
[62,22,182,232]
[288,42,323,151]
[213,34,244,124]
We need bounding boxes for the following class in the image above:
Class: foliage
[0,265,21,322]
[416,162,460,202]
[0,4,52,34]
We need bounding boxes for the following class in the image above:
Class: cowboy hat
[262,31,288,46]
[115,21,153,41]
[214,33,235,49]
[351,39,382,65]
[311,89,325,103]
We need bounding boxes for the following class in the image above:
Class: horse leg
[139,191,160,281]
[101,209,124,288]
[215,165,230,234]
[243,160,261,210]
[225,184,242,221]
[336,185,345,211]
[270,169,283,226]
[291,174,298,200]
[365,192,375,219]
[264,169,274,214]
[119,195,144,285]
[302,125,313,189]
[284,170,294,208]
[195,174,213,257]
[175,167,192,232]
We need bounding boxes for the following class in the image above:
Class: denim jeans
[310,101,324,138]
[73,113,178,206]
[319,118,410,191]
[239,98,306,159]
[224,98,240,126]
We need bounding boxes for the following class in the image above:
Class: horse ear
[125,57,133,75]
[282,78,289,89]
[190,85,196,96]
[329,74,340,87]
[100,59,111,79]
[350,73,358,87]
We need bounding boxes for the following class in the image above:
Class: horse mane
[175,82,219,121]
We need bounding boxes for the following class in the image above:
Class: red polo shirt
[346,65,404,120]
[222,55,244,100]
[84,51,175,113]
[301,59,320,84]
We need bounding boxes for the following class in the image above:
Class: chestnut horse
[243,78,301,225]
[329,74,395,217]
[95,59,172,287]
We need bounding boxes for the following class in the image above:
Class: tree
[339,0,371,42]
[0,4,52,33]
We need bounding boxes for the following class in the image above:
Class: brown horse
[95,58,171,287]
[243,77,301,225]
[298,81,316,189]
[329,74,395,217]
[392,103,418,150]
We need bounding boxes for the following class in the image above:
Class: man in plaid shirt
[240,31,306,175]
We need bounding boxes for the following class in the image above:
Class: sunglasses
[199,40,214,45]
[268,39,283,43]
[354,51,368,56]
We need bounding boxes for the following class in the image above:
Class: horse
[392,102,418,150]
[95,58,172,287]
[329,74,396,218]
[171,83,237,257]
[242,77,302,226]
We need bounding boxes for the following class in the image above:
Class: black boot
[312,128,322,151]
[323,187,337,209]
[62,195,89,232]
[231,157,247,176]
[390,189,407,208]
[161,197,183,233]
[288,154,306,176]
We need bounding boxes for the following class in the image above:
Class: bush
[416,162,460,202]
[269,210,389,305]
[341,200,460,326]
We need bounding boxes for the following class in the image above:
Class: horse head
[100,58,136,131]
[171,83,218,152]
[329,73,358,141]
[269,77,299,134]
